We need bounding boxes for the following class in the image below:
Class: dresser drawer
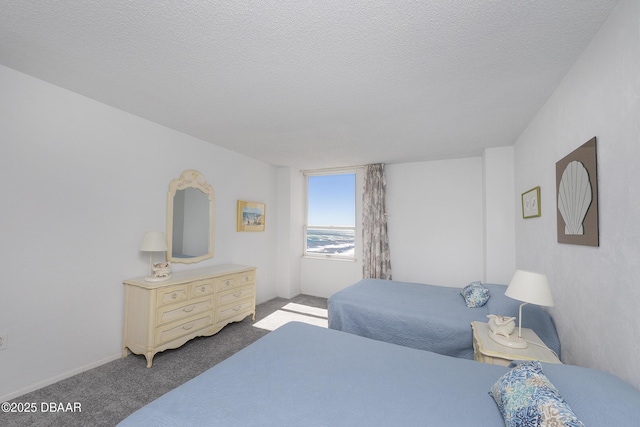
[156,285,189,307]
[215,276,238,292]
[237,270,255,285]
[155,314,213,346]
[215,271,256,292]
[190,279,214,298]
[216,285,254,307]
[156,297,213,326]
[216,300,254,323]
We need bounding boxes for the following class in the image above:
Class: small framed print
[521,186,541,218]
[236,200,266,232]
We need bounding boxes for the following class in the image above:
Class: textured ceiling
[0,1,620,169]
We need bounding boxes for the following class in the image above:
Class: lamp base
[488,332,528,349]
[144,274,171,282]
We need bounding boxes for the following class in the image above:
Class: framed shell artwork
[555,137,599,246]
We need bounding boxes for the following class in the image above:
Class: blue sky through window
[307,174,355,227]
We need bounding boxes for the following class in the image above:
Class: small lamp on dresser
[498,269,555,349]
[139,231,170,282]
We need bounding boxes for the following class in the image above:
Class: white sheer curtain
[362,164,392,279]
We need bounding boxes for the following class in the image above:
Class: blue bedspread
[118,322,640,426]
[328,278,560,359]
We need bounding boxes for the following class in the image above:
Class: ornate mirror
[166,170,214,263]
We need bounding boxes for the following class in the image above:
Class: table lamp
[494,269,554,348]
[139,231,168,282]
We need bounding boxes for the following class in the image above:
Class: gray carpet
[0,294,327,427]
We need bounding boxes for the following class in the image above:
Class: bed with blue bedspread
[118,322,640,426]
[328,278,560,359]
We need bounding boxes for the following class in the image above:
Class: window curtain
[362,164,392,280]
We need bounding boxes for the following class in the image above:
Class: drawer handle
[183,305,195,313]
[201,286,206,292]
[233,292,241,297]
[182,322,195,330]
[233,305,241,311]
[171,293,178,299]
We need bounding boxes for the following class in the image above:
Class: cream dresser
[123,264,256,367]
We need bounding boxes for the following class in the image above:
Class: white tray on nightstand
[471,321,561,366]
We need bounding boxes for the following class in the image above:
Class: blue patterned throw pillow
[460,281,490,307]
[489,361,584,427]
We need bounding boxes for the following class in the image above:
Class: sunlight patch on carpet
[282,302,328,318]
[253,304,328,331]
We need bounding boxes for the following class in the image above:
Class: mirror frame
[166,170,215,264]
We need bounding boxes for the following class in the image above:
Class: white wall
[276,167,303,298]
[483,147,516,284]
[386,158,485,287]
[513,0,640,389]
[0,65,279,401]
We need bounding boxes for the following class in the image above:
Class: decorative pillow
[460,281,490,307]
[489,361,584,427]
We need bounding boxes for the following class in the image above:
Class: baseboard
[0,352,122,403]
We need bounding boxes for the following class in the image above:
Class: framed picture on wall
[236,200,266,232]
[521,186,541,218]
[555,137,599,246]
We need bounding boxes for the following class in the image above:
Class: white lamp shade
[505,269,554,307]
[139,231,168,252]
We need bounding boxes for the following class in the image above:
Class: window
[304,171,356,259]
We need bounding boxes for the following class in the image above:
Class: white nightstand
[471,321,561,366]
